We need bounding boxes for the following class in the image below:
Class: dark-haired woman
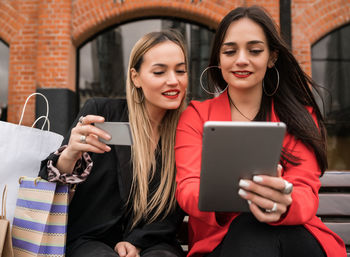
[175,6,346,257]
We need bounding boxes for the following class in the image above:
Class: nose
[166,71,179,86]
[236,50,249,66]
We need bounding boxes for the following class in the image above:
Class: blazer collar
[210,90,232,121]
[212,90,279,122]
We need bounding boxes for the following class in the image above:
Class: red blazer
[175,91,346,257]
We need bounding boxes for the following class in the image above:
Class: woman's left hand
[114,241,141,257]
[238,165,293,223]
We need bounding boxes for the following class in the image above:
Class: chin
[165,102,181,110]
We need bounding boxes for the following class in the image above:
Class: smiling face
[219,18,276,94]
[131,41,188,119]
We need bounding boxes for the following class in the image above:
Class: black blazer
[39,98,184,255]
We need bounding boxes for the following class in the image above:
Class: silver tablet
[198,121,286,212]
[95,122,133,146]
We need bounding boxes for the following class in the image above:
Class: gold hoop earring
[200,66,228,95]
[131,87,144,104]
[263,66,280,97]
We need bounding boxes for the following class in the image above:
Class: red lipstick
[232,71,252,78]
[162,90,180,99]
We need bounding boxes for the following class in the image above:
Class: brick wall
[2,0,75,125]
[0,0,349,125]
[292,0,350,75]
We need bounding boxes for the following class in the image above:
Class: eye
[223,50,236,55]
[250,49,264,55]
[153,71,164,75]
[176,69,187,74]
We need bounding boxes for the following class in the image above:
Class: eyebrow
[222,40,265,46]
[152,62,186,67]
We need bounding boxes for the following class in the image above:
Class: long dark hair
[208,6,328,174]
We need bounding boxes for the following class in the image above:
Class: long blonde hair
[126,30,188,228]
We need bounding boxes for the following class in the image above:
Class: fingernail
[239,179,250,188]
[106,134,111,140]
[106,146,111,151]
[238,189,247,196]
[248,200,252,205]
[253,176,263,182]
[278,164,283,170]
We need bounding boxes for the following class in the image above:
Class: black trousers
[69,240,185,257]
[206,213,326,257]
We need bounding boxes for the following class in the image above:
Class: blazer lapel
[270,100,279,122]
[112,106,133,203]
[209,91,232,121]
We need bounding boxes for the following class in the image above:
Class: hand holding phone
[95,122,133,146]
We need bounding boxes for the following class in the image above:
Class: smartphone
[95,122,133,146]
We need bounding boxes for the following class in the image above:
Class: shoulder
[273,101,318,125]
[180,93,229,127]
[189,96,220,111]
[179,99,208,126]
[84,97,127,110]
[82,97,128,121]
[304,105,320,127]
[177,96,225,136]
[182,96,221,120]
[281,105,320,151]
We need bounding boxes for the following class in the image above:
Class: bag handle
[31,115,51,131]
[18,92,49,130]
[1,185,7,219]
[19,176,41,186]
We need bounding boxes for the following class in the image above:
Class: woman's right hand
[57,115,111,173]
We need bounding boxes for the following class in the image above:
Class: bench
[178,171,350,256]
[318,171,350,256]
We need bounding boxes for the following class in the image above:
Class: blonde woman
[39,30,188,257]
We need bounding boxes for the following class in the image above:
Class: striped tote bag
[11,177,68,256]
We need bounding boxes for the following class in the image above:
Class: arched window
[78,18,214,107]
[0,39,9,121]
[312,24,350,170]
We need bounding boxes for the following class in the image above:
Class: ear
[268,51,278,68]
[130,68,141,88]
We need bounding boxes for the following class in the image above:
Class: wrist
[57,148,82,174]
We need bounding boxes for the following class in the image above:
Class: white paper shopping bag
[0,93,64,223]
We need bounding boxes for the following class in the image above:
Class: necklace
[228,93,253,121]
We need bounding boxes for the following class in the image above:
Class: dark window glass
[78,19,214,107]
[312,24,350,170]
[0,39,9,121]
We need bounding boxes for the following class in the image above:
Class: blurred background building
[0,0,349,170]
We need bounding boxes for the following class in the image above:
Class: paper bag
[12,177,68,256]
[0,93,64,223]
[0,185,14,257]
